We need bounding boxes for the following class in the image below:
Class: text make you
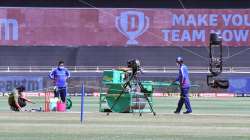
[161,14,250,42]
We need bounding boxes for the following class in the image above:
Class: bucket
[57,101,66,112]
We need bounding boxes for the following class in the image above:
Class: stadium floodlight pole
[80,82,85,124]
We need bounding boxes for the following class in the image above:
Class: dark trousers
[9,97,27,111]
[54,87,67,103]
[176,87,192,112]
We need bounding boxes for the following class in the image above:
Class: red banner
[0,8,249,47]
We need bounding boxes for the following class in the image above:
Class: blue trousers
[176,87,192,112]
[54,87,67,103]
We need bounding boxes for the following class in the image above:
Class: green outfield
[0,96,250,140]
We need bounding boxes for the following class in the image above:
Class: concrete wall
[0,46,249,67]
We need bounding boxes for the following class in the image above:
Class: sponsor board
[22,92,235,97]
[0,8,249,47]
[0,76,43,92]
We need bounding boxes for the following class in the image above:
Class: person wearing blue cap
[49,61,70,103]
[173,57,192,114]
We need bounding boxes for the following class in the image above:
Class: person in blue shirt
[49,61,70,103]
[173,57,192,114]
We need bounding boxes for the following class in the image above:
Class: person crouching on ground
[8,86,34,112]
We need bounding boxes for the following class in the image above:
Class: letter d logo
[116,11,149,45]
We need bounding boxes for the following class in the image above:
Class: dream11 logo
[116,11,149,45]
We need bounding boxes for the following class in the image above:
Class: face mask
[176,63,179,67]
[59,66,64,69]
[176,63,182,68]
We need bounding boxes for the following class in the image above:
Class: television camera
[207,33,229,89]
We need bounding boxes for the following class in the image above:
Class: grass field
[0,96,250,140]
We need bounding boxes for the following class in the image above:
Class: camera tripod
[106,71,156,116]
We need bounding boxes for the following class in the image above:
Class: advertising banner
[0,76,43,92]
[228,78,250,94]
[0,8,249,46]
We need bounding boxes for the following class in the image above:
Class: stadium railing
[0,66,249,73]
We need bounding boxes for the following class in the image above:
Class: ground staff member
[49,61,70,103]
[173,57,192,114]
[8,86,34,111]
